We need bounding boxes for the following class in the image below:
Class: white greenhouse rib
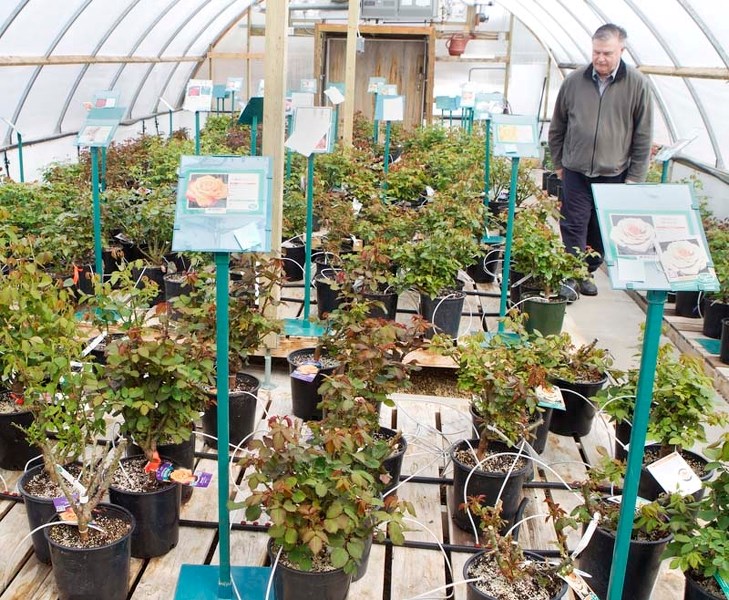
[402,516,454,599]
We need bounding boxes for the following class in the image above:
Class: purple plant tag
[192,472,213,488]
[53,496,71,513]
[291,363,320,382]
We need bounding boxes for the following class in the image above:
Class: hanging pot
[420,290,466,340]
[202,373,260,450]
[0,404,39,471]
[44,503,134,600]
[267,539,352,600]
[446,33,471,57]
[548,376,607,438]
[450,439,531,533]
[463,550,568,600]
[18,464,57,564]
[578,524,671,600]
[287,348,341,421]
[109,456,181,558]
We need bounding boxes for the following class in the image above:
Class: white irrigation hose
[403,578,481,600]
[385,452,451,497]
[389,396,476,440]
[402,516,455,599]
[503,512,550,540]
[0,473,7,493]
[23,454,43,472]
[264,545,283,600]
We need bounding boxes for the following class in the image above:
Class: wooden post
[246,9,252,98]
[262,0,288,321]
[503,15,514,102]
[341,0,360,147]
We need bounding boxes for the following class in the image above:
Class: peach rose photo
[186,173,228,209]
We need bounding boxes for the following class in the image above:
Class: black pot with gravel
[287,348,341,420]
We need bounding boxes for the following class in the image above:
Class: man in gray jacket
[549,23,653,300]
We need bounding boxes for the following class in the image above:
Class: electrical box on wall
[361,0,437,20]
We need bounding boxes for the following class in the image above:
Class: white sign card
[226,77,243,92]
[381,96,404,122]
[285,106,333,157]
[645,451,703,496]
[367,77,386,94]
[291,92,315,110]
[183,79,213,112]
[324,86,345,105]
[380,84,397,96]
[257,79,265,96]
[461,84,476,108]
[301,79,318,93]
[654,136,696,163]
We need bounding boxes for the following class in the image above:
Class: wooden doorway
[315,25,435,130]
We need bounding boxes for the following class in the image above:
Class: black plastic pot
[45,503,134,600]
[268,540,352,600]
[87,332,126,365]
[548,376,607,438]
[420,290,466,340]
[102,245,125,278]
[380,427,407,497]
[71,262,96,297]
[684,573,726,600]
[450,439,531,533]
[18,464,56,564]
[163,273,192,302]
[352,534,374,582]
[0,407,39,470]
[282,239,306,281]
[675,291,702,318]
[109,457,181,558]
[639,444,711,501]
[132,264,166,306]
[362,289,399,320]
[471,406,552,455]
[614,419,632,462]
[578,524,671,600]
[467,246,502,284]
[464,550,568,600]
[509,270,542,305]
[315,268,345,319]
[202,373,260,450]
[127,428,197,504]
[721,318,729,364]
[287,349,340,421]
[702,299,729,339]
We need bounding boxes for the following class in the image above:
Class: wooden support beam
[558,63,729,80]
[262,0,288,326]
[207,51,265,60]
[341,1,360,147]
[503,14,515,101]
[0,55,200,66]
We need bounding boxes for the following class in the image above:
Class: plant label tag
[606,495,652,513]
[82,332,107,357]
[536,385,565,410]
[291,364,319,382]
[144,452,162,474]
[645,451,702,496]
[156,462,213,488]
[558,571,599,600]
[571,511,601,559]
[352,237,363,251]
[714,574,729,598]
[53,496,75,514]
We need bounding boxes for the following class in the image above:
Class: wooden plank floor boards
[0,386,684,600]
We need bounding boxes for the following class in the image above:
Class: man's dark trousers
[560,168,627,273]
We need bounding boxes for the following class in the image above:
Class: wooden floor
[0,367,685,600]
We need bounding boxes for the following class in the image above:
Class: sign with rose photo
[593,183,720,292]
[172,155,272,253]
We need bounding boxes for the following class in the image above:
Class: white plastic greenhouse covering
[0,0,727,179]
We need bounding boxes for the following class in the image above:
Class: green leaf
[330,547,349,569]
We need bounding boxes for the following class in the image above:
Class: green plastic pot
[522,296,566,336]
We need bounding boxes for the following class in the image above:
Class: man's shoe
[579,278,598,296]
[559,279,579,304]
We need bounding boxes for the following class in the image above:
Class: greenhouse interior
[1,1,728,599]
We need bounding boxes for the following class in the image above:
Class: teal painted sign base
[283,318,325,338]
[174,565,272,599]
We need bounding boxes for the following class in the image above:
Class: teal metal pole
[16,132,24,183]
[661,160,669,183]
[285,115,293,180]
[483,118,491,200]
[231,91,236,115]
[195,111,200,155]
[383,121,392,177]
[251,115,258,156]
[449,110,453,127]
[90,148,103,279]
[169,109,173,137]
[373,93,379,143]
[214,252,233,599]
[101,147,107,192]
[333,105,339,144]
[607,289,667,600]
[303,154,315,320]
[497,157,519,332]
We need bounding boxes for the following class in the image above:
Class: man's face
[592,35,623,77]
